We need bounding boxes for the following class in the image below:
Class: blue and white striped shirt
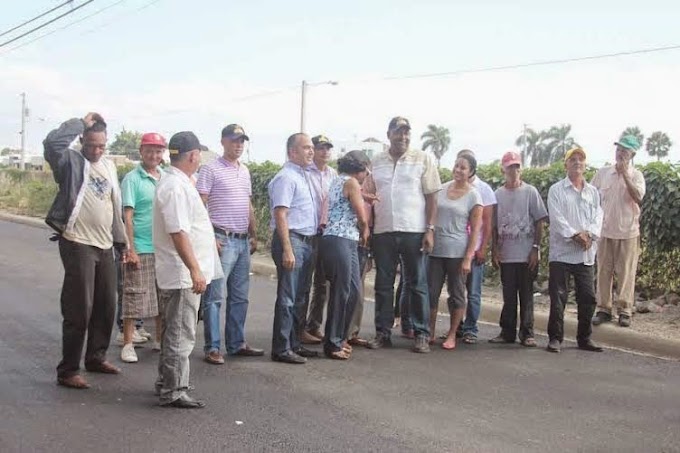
[548,177,603,265]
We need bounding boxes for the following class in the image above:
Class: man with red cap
[119,133,167,363]
[489,151,547,347]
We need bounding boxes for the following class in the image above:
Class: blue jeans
[372,232,430,338]
[202,233,251,355]
[461,261,485,337]
[320,235,360,352]
[271,232,314,355]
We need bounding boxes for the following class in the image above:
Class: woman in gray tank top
[429,154,483,350]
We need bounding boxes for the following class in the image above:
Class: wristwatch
[426,224,435,231]
[532,244,540,250]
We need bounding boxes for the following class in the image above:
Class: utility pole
[522,123,528,167]
[300,80,307,133]
[20,92,27,170]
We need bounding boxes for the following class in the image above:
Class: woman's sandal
[325,349,350,360]
[462,334,477,345]
[521,337,537,348]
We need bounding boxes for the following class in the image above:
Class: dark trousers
[320,236,360,352]
[305,236,329,333]
[499,263,537,342]
[57,238,117,378]
[372,232,430,338]
[547,262,597,344]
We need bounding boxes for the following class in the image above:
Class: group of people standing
[43,112,645,409]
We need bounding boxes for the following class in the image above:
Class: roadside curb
[3,210,678,360]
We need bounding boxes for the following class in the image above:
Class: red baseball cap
[501,151,522,168]
[140,132,167,147]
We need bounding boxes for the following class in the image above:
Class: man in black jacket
[44,112,128,389]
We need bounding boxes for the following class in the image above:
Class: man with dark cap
[196,124,263,365]
[591,135,646,328]
[153,131,220,408]
[301,134,338,344]
[364,116,441,353]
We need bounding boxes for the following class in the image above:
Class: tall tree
[543,124,577,165]
[645,131,672,161]
[620,126,644,147]
[515,128,545,167]
[109,128,142,159]
[421,124,451,167]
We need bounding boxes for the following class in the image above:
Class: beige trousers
[596,237,640,317]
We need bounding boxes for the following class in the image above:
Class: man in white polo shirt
[365,116,441,353]
[154,131,220,409]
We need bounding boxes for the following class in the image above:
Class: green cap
[615,135,641,151]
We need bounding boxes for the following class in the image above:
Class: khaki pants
[596,237,640,317]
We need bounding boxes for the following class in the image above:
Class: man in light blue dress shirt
[546,147,604,354]
[268,133,320,364]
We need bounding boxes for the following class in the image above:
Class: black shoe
[618,314,631,328]
[164,395,205,409]
[366,334,392,350]
[488,335,515,344]
[271,350,307,364]
[231,345,265,357]
[546,339,561,353]
[578,340,603,352]
[412,335,431,353]
[592,311,612,326]
[293,346,319,358]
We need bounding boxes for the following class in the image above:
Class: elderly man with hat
[489,151,548,347]
[591,135,646,328]
[364,116,441,353]
[196,124,264,365]
[301,134,339,344]
[119,132,167,363]
[546,147,603,353]
[153,131,220,408]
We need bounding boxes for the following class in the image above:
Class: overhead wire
[0,0,74,38]
[0,0,96,49]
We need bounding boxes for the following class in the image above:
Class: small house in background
[336,137,387,160]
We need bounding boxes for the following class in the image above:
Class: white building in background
[334,137,387,160]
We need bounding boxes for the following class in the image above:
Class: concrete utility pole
[299,80,338,133]
[20,92,27,170]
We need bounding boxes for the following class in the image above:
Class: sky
[2,0,680,168]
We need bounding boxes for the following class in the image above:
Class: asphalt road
[1,220,679,453]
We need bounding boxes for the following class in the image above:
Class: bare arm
[248,201,258,254]
[123,207,140,268]
[421,192,438,253]
[170,231,206,294]
[345,178,369,247]
[463,205,483,275]
[273,207,295,270]
[475,205,493,264]
[621,172,643,205]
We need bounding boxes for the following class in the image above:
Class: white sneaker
[115,331,124,346]
[137,327,153,340]
[152,341,161,351]
[121,344,138,363]
[132,330,149,344]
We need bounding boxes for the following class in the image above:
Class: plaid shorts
[122,253,159,319]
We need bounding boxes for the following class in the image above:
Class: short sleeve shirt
[470,176,497,251]
[591,166,646,239]
[268,162,318,236]
[369,149,441,234]
[121,165,163,254]
[495,183,548,263]
[431,183,482,258]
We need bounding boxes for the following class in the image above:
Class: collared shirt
[470,176,497,251]
[368,149,441,234]
[153,166,219,290]
[195,157,252,234]
[308,162,338,226]
[591,165,646,240]
[121,164,163,254]
[548,177,603,265]
[268,161,318,236]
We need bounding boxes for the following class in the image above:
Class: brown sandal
[325,350,350,360]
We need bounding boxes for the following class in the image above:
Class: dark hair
[84,120,107,137]
[338,150,370,174]
[457,148,475,158]
[286,132,307,153]
[456,153,477,177]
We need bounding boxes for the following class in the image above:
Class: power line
[0,0,96,49]
[382,44,680,81]
[79,0,163,35]
[0,0,74,38]
[1,0,129,54]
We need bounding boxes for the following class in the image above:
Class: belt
[213,226,248,239]
[289,231,314,244]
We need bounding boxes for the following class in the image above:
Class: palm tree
[620,126,644,148]
[645,131,672,161]
[421,125,451,167]
[515,128,545,167]
[543,124,578,164]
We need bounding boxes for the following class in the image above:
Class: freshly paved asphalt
[1,220,679,453]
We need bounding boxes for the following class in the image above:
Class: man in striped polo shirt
[196,124,264,365]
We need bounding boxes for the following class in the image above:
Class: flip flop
[325,350,350,360]
[462,335,477,345]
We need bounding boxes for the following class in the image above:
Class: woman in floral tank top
[320,151,371,360]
